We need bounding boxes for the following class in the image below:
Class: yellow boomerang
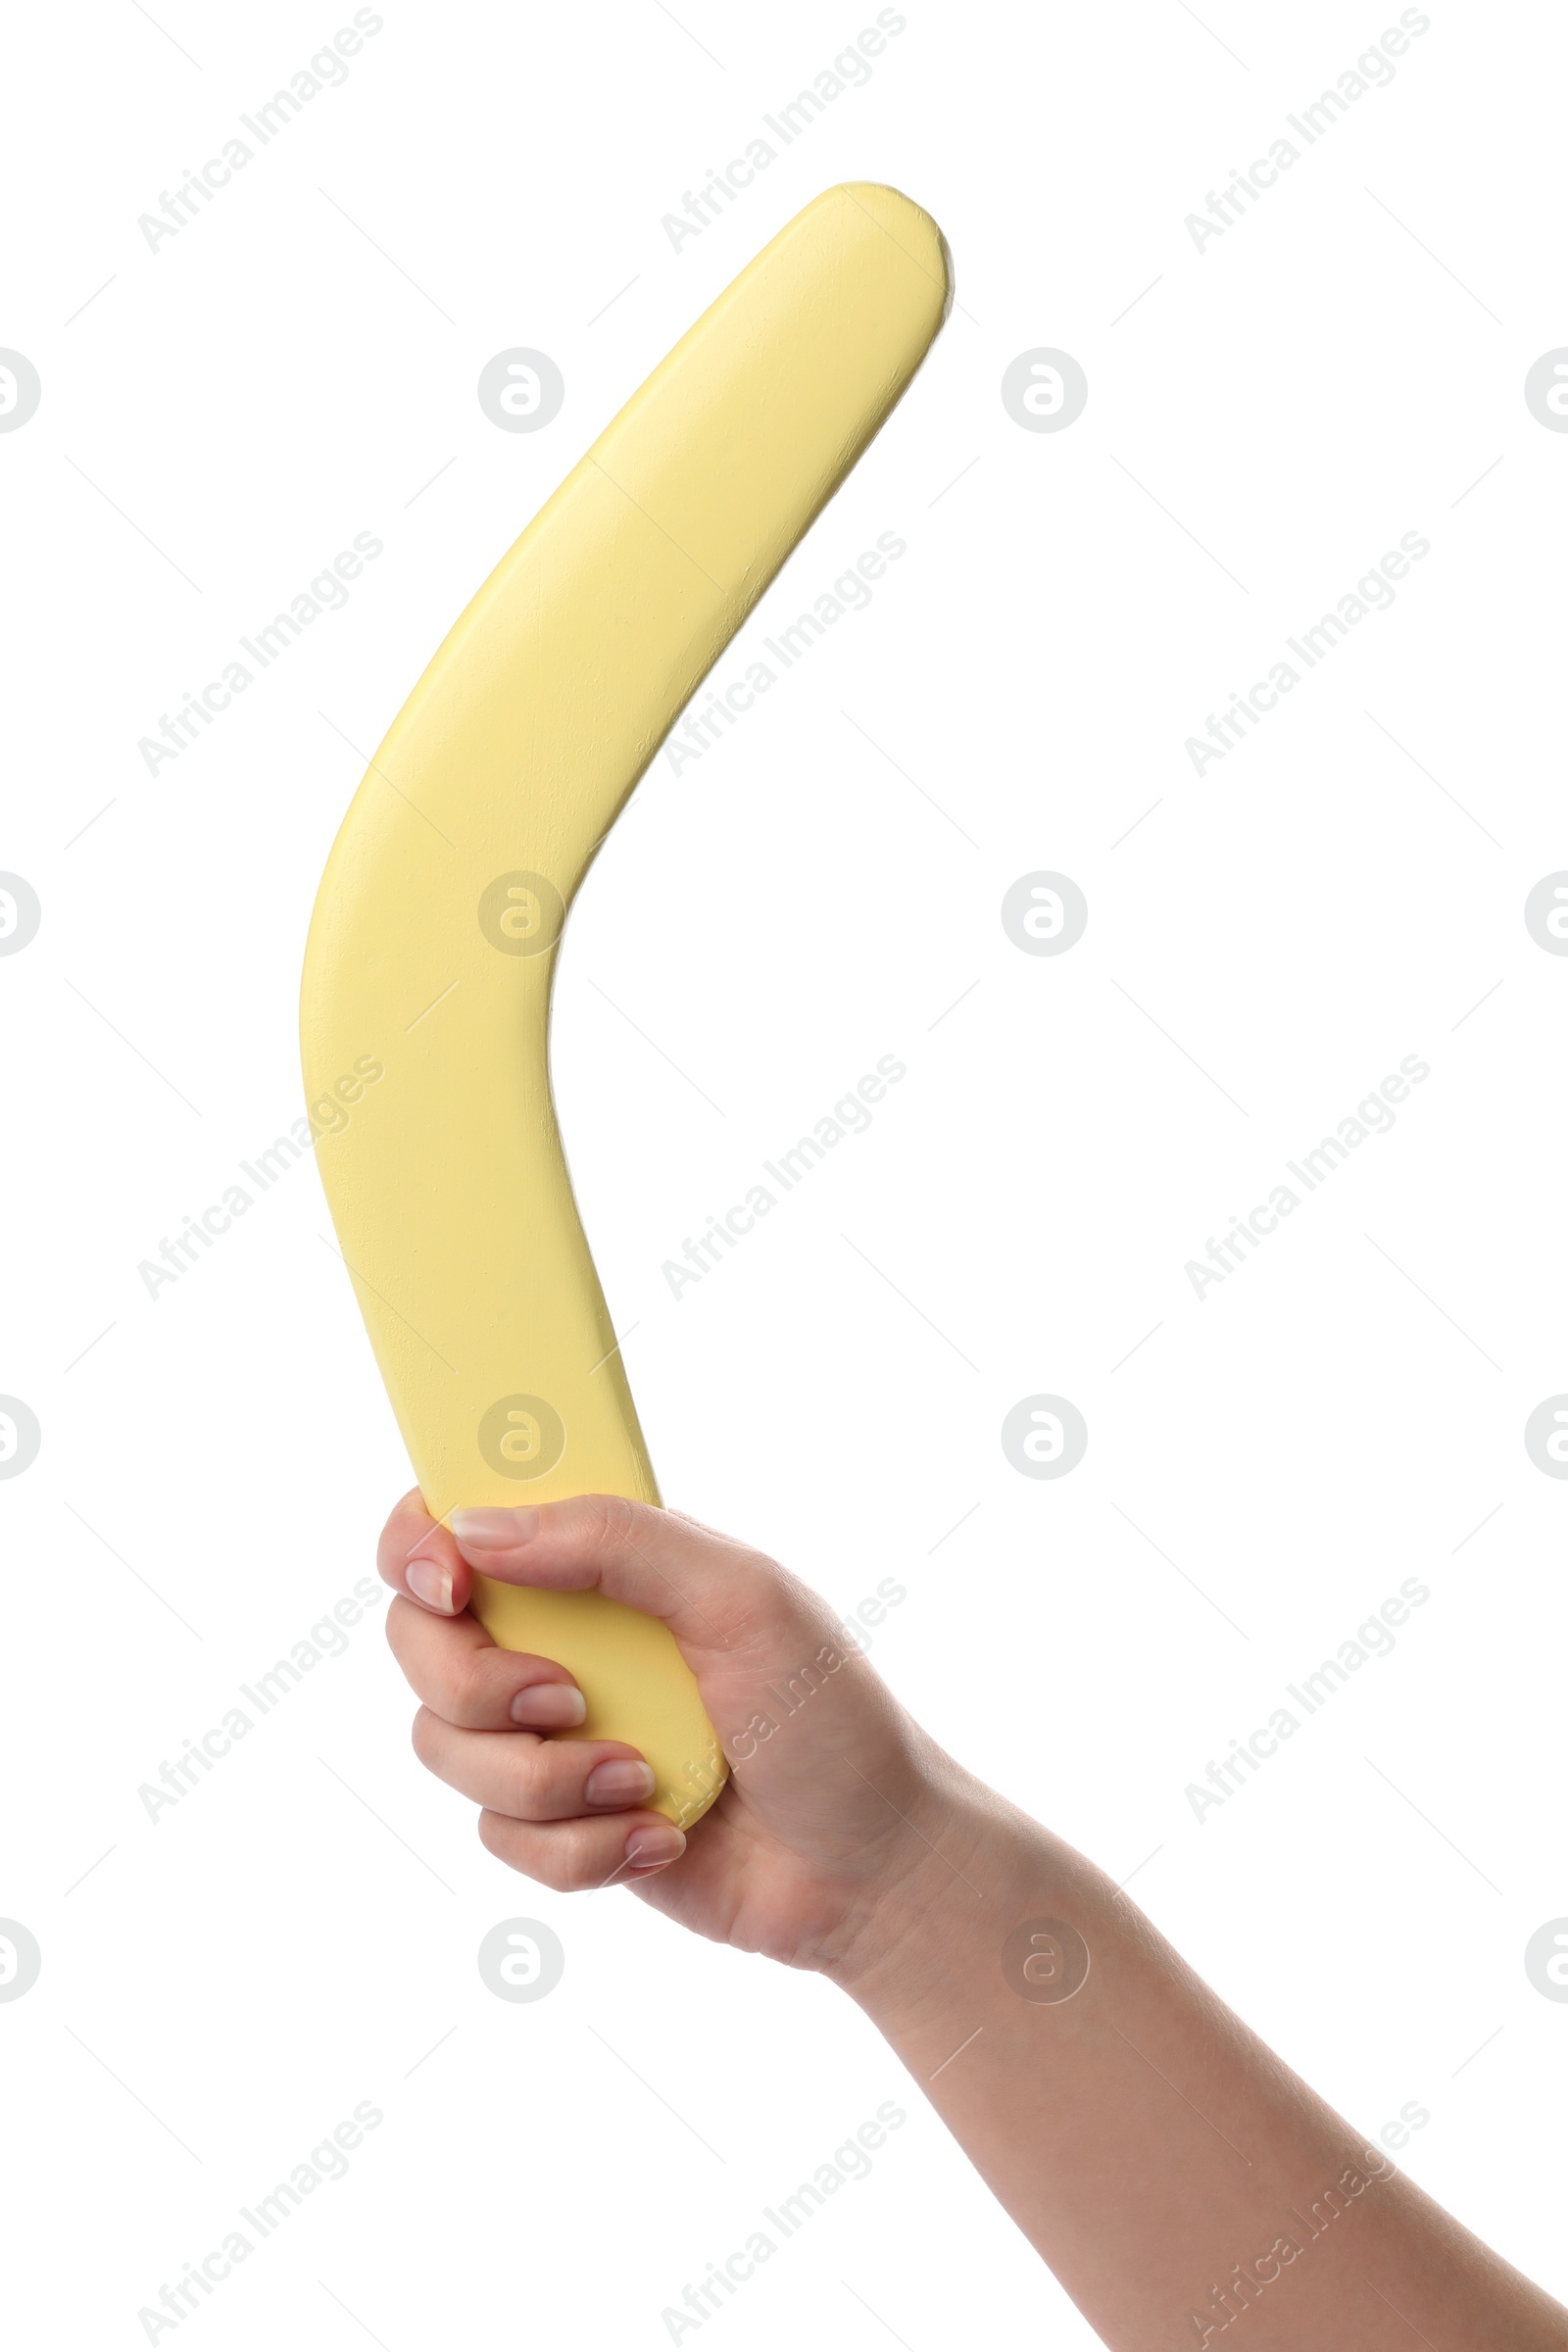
[300,182,952,1828]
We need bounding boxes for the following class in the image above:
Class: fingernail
[451,1506,540,1548]
[585,1758,657,1807]
[624,1824,685,1871]
[405,1557,454,1613]
[509,1683,587,1729]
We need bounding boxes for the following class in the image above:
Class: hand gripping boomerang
[300,183,952,1828]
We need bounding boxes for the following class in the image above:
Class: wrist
[824,1762,1095,2034]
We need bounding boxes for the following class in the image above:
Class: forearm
[830,1768,1567,2351]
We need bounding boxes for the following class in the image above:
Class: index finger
[376,1487,472,1617]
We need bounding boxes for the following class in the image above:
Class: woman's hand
[378,1487,1568,2350]
[376,1489,983,1981]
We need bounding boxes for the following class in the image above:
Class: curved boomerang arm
[299,183,952,1827]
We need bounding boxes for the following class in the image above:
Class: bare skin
[379,1489,1568,2351]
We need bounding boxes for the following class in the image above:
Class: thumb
[447,1494,803,1662]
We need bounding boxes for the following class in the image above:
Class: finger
[477,1805,686,1891]
[412,1706,660,1821]
[447,1493,803,1655]
[385,1596,586,1730]
[376,1488,472,1618]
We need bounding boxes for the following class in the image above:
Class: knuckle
[476,1811,525,1873]
[409,1705,441,1768]
[575,1492,643,1553]
[375,1489,425,1570]
[384,1594,415,1658]
[449,1651,496,1725]
[504,1744,557,1820]
[564,1833,614,1892]
[727,1565,811,1650]
[478,1811,568,1892]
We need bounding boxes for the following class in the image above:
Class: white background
[3,2,1567,2344]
